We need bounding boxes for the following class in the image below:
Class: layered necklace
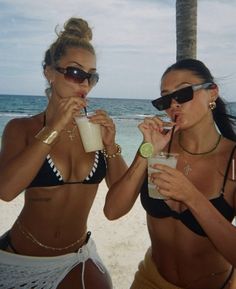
[178,134,222,176]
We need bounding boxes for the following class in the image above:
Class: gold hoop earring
[209,101,216,110]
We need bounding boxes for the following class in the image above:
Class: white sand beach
[0,180,150,289]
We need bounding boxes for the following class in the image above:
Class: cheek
[53,80,73,98]
[193,96,210,114]
[184,101,209,125]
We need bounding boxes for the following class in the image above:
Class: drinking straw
[167,116,177,157]
[84,107,88,116]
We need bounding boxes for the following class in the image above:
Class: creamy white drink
[148,152,178,199]
[74,115,104,152]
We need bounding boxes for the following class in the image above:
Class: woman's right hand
[138,116,177,154]
[45,94,87,132]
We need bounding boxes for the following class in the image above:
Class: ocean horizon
[0,94,236,164]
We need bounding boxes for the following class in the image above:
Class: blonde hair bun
[59,17,92,41]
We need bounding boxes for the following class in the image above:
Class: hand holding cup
[74,112,104,152]
[148,152,179,199]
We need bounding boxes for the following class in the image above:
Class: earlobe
[210,83,219,102]
[212,83,219,96]
[44,67,55,84]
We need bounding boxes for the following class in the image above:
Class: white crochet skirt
[0,236,106,289]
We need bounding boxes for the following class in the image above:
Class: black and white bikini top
[140,145,236,237]
[28,150,107,188]
[28,113,107,188]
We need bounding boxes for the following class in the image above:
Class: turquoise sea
[0,94,236,164]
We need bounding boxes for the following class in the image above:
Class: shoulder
[3,114,43,136]
[220,138,236,156]
[219,137,236,178]
[1,113,44,148]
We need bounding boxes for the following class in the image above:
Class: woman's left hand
[88,110,116,146]
[150,163,200,204]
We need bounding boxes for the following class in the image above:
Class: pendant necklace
[181,156,205,176]
[63,125,78,141]
[183,161,192,176]
[43,111,78,141]
[179,134,222,176]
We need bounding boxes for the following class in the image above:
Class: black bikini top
[28,150,107,188]
[140,145,236,237]
[28,113,107,188]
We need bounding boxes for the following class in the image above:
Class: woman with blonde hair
[0,17,127,289]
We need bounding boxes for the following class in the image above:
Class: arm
[152,160,236,266]
[104,152,147,220]
[104,116,176,219]
[0,119,52,201]
[102,143,128,188]
[88,110,128,187]
[0,93,87,201]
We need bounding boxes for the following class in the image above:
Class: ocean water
[0,94,159,164]
[0,94,236,164]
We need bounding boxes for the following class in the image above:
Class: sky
[0,0,236,101]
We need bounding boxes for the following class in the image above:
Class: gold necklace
[181,156,204,176]
[63,125,77,141]
[179,134,221,155]
[43,112,77,141]
[179,134,221,176]
[16,220,87,251]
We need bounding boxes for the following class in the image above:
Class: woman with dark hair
[105,59,236,288]
[0,17,127,289]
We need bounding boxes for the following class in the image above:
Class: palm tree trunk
[176,0,197,61]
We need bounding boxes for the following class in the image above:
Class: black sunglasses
[55,66,99,87]
[152,82,215,111]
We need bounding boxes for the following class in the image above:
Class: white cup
[74,114,104,152]
[148,152,178,199]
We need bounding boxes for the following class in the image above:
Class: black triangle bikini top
[28,150,107,188]
[28,114,107,188]
[140,145,236,237]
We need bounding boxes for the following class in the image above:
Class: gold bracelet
[35,126,59,146]
[102,144,122,159]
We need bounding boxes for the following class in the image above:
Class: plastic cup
[74,114,104,152]
[148,152,178,199]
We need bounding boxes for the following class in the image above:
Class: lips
[77,92,87,98]
[172,111,181,121]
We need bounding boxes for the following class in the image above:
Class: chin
[178,120,191,130]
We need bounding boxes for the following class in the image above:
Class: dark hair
[43,17,95,69]
[162,58,236,142]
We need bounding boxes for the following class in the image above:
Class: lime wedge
[139,142,154,158]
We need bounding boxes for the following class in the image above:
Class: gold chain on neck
[178,134,221,155]
[63,125,78,141]
[44,111,77,141]
[16,219,87,251]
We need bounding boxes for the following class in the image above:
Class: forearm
[0,139,51,201]
[103,143,128,187]
[104,152,147,220]
[105,156,128,188]
[189,193,236,266]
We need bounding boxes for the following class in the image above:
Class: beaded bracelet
[102,143,122,159]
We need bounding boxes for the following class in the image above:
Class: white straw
[232,158,235,181]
